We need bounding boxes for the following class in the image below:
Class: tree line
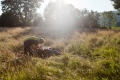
[0,0,119,28]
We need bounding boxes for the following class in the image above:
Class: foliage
[99,11,117,28]
[111,0,120,13]
[0,12,21,27]
[44,1,77,29]
[1,0,44,27]
[33,14,44,27]
[44,1,100,31]
[83,10,100,28]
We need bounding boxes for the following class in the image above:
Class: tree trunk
[18,9,25,27]
[25,12,27,27]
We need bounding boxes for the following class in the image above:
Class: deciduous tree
[1,0,44,26]
[111,0,120,13]
[100,11,117,28]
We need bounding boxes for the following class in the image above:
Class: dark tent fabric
[36,46,62,58]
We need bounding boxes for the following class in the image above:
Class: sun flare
[64,0,74,4]
[64,0,84,9]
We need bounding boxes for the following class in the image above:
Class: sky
[38,0,116,15]
[0,0,117,15]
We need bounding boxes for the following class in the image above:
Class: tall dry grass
[0,27,120,80]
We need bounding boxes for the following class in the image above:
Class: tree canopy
[0,0,101,29]
[44,0,100,31]
[0,11,20,27]
[99,11,117,28]
[1,0,44,26]
[111,0,120,13]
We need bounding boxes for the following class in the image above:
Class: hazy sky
[38,0,116,15]
[0,0,116,15]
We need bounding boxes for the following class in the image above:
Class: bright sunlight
[37,0,85,31]
[38,0,85,15]
[63,0,85,9]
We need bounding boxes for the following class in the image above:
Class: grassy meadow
[0,27,120,80]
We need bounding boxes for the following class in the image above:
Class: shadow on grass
[11,43,24,55]
[113,30,120,33]
[0,28,8,33]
